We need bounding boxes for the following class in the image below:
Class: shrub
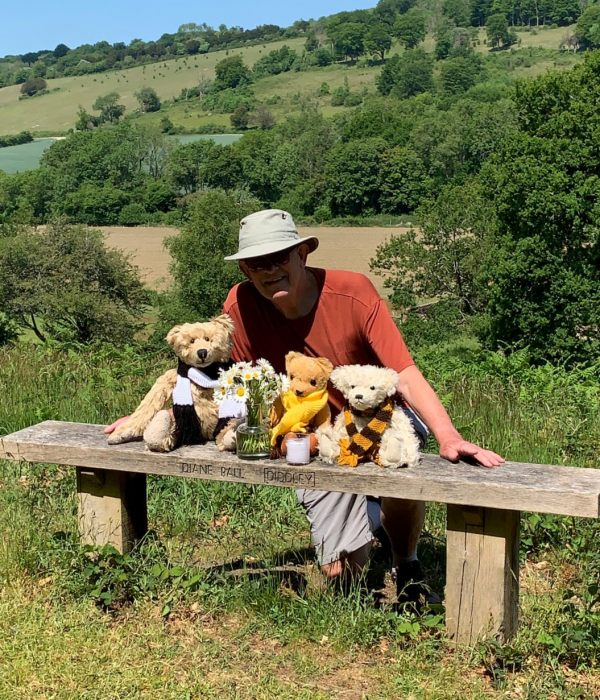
[118,202,148,225]
[0,223,147,343]
[19,77,47,97]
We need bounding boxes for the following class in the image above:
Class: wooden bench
[1,420,599,644]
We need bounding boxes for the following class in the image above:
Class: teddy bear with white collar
[317,364,421,469]
[107,314,241,452]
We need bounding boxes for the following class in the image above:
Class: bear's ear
[166,325,182,346]
[315,357,333,377]
[284,351,303,372]
[384,368,400,396]
[330,366,349,394]
[211,314,234,335]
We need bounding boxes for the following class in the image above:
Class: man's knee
[320,542,371,578]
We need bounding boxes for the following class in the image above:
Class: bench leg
[445,505,519,644]
[76,468,148,553]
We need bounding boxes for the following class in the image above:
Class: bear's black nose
[197,348,208,361]
[354,393,363,400]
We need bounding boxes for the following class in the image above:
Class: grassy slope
[0,25,580,135]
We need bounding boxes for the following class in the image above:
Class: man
[222,209,504,603]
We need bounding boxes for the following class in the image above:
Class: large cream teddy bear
[107,314,240,452]
[317,364,421,468]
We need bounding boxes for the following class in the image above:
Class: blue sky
[0,1,373,57]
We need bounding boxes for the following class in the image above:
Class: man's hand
[103,416,130,435]
[439,437,504,468]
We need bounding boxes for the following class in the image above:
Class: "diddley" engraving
[263,467,316,487]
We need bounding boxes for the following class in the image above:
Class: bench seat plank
[2,421,599,519]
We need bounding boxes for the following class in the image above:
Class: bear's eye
[310,379,317,386]
[204,336,210,342]
[370,386,376,390]
[289,374,295,381]
[350,385,355,389]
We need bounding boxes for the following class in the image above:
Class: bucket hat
[224,209,319,261]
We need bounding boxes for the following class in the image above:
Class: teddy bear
[107,314,241,453]
[269,351,334,456]
[316,364,421,469]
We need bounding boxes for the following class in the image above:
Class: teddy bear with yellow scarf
[269,351,333,457]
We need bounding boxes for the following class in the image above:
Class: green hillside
[0,25,579,136]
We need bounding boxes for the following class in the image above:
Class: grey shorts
[297,408,428,566]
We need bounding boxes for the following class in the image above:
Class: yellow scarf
[270,388,329,446]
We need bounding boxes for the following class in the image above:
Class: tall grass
[0,341,598,697]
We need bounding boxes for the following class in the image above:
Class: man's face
[239,244,309,303]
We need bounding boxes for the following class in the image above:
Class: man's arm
[397,365,504,468]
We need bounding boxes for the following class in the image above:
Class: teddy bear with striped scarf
[316,364,420,469]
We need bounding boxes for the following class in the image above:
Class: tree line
[0,48,597,366]
[0,21,305,88]
[3,0,599,91]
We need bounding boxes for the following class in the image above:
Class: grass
[0,26,579,137]
[0,341,598,697]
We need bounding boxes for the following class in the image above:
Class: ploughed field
[102,225,409,297]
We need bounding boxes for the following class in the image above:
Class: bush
[0,131,33,148]
[0,223,147,343]
[118,202,148,225]
[19,77,47,97]
[59,183,130,225]
[202,87,254,113]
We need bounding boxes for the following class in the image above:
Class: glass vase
[236,399,270,459]
[235,422,270,459]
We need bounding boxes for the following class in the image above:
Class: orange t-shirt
[222,268,414,414]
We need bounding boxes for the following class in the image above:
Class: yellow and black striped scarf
[337,397,394,468]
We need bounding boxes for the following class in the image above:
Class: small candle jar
[285,433,311,465]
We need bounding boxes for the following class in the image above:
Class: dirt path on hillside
[101,225,411,296]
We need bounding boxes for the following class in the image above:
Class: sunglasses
[243,247,297,272]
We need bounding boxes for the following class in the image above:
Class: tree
[251,106,276,130]
[378,147,430,214]
[53,43,70,58]
[479,53,600,364]
[0,223,147,343]
[324,138,387,215]
[364,24,393,61]
[574,5,600,49]
[253,45,298,77]
[377,49,434,98]
[370,180,494,313]
[135,86,161,113]
[443,0,472,26]
[214,55,252,90]
[164,189,261,322]
[92,92,125,123]
[394,9,427,49]
[230,104,250,130]
[75,106,99,130]
[374,0,417,25]
[486,14,516,49]
[167,140,216,194]
[439,55,484,95]
[328,21,368,61]
[20,77,47,97]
